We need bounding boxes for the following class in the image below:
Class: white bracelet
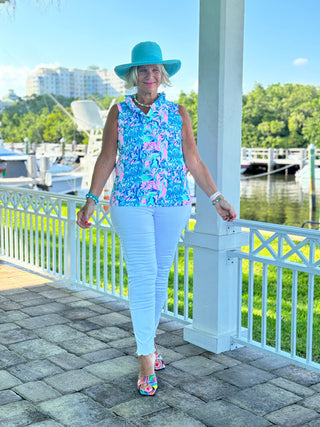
[209,192,221,202]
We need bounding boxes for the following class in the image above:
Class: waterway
[240,174,320,228]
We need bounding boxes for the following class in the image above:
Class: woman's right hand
[215,198,237,222]
[77,199,96,229]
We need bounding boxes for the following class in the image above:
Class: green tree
[3,94,75,117]
[242,83,320,148]
[43,105,78,143]
[302,113,320,146]
[2,84,320,149]
[176,90,198,141]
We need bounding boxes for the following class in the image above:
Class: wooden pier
[3,142,87,158]
[241,147,320,172]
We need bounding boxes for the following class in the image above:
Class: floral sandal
[137,374,158,396]
[154,352,165,371]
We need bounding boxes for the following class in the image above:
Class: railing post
[309,144,316,216]
[301,148,307,169]
[66,199,77,288]
[268,148,275,172]
[241,147,246,163]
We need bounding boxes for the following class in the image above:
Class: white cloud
[0,65,31,98]
[293,58,308,66]
[165,86,181,101]
[0,62,62,99]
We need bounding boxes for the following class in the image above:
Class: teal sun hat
[114,41,181,80]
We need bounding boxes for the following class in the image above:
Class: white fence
[241,147,320,170]
[4,142,86,158]
[228,219,320,372]
[0,186,193,322]
[1,187,320,371]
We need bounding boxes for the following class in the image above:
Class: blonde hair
[124,64,171,89]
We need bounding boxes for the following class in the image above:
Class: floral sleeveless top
[110,92,191,207]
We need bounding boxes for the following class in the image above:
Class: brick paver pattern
[0,262,320,426]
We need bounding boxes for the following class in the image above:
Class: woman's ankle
[139,353,155,377]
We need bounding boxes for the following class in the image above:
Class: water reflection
[240,174,320,228]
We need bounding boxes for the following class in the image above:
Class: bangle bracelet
[86,192,99,204]
[209,192,221,202]
[212,197,222,205]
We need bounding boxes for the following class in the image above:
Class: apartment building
[26,67,128,98]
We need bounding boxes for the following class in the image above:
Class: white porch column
[184,0,247,353]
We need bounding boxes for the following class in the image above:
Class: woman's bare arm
[77,103,118,228]
[179,104,236,221]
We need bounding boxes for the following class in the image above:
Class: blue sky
[243,0,320,93]
[0,0,319,99]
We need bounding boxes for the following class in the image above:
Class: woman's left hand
[214,199,237,222]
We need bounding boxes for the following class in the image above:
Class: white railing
[4,142,86,156]
[2,186,320,371]
[240,147,320,168]
[228,219,320,372]
[0,186,193,322]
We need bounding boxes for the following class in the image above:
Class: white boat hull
[49,173,84,194]
[295,165,320,184]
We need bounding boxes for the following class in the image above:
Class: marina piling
[267,148,275,172]
[27,155,37,179]
[24,137,29,154]
[308,143,316,217]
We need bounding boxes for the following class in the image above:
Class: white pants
[110,205,191,355]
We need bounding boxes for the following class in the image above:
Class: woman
[77,41,236,396]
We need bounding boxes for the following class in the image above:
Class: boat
[0,143,35,188]
[69,99,115,192]
[0,140,84,194]
[0,95,114,195]
[37,164,84,194]
[295,164,320,185]
[0,92,116,194]
[241,162,251,174]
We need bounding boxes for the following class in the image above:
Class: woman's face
[136,64,162,92]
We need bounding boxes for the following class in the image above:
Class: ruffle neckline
[125,92,166,116]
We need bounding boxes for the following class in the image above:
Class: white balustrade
[228,219,320,372]
[0,186,193,322]
[1,186,320,371]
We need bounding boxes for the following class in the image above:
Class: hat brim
[114,59,181,80]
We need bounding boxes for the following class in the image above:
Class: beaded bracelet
[212,197,222,205]
[209,192,221,203]
[86,192,99,204]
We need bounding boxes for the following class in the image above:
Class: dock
[241,148,320,173]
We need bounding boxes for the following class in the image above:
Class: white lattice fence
[229,219,320,371]
[0,186,193,322]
